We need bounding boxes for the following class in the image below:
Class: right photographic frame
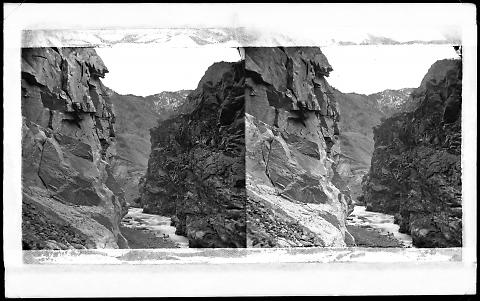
[245,45,462,249]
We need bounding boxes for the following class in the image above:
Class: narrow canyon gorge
[21,46,462,250]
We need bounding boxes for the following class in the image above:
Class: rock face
[140,61,246,248]
[108,90,189,204]
[245,47,354,247]
[362,59,462,247]
[21,47,128,249]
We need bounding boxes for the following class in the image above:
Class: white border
[4,3,477,296]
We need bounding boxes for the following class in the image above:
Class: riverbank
[120,207,189,249]
[346,225,404,247]
[120,226,178,249]
[119,206,413,249]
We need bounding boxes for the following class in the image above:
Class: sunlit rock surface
[21,47,128,249]
[245,47,354,247]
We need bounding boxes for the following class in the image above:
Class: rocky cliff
[362,59,462,247]
[139,61,246,248]
[245,47,355,247]
[108,90,189,204]
[21,47,128,249]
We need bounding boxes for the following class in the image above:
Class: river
[347,206,413,248]
[121,206,412,248]
[121,207,189,248]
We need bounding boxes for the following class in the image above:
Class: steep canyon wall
[362,59,462,247]
[245,47,354,247]
[21,47,128,249]
[140,61,246,247]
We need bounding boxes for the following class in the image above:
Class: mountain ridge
[108,89,191,204]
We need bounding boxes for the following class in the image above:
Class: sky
[321,44,459,94]
[95,46,241,96]
[96,44,459,97]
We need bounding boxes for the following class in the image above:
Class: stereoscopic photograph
[4,2,476,297]
[20,43,462,250]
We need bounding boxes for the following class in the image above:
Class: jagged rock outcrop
[21,47,128,249]
[139,61,246,248]
[108,90,189,204]
[245,47,354,247]
[362,59,462,247]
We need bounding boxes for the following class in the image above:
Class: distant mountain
[335,90,385,139]
[334,87,414,202]
[144,90,192,116]
[108,89,191,203]
[334,90,384,202]
[368,88,415,116]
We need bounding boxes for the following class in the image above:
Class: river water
[121,206,412,248]
[121,207,189,248]
[347,206,413,247]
